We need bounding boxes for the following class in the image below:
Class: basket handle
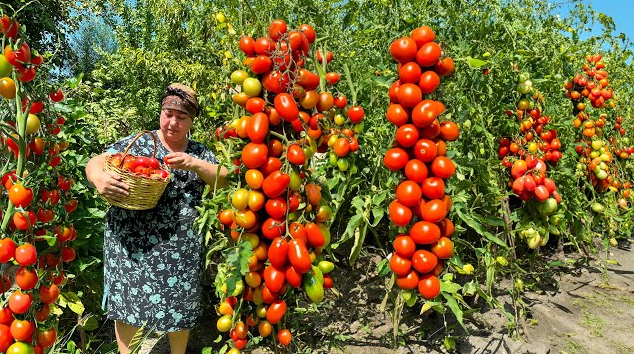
[113,130,159,168]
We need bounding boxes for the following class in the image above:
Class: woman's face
[160,109,192,143]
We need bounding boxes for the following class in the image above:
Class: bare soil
[136,241,634,354]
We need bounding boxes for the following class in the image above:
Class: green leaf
[466,57,488,68]
[376,258,391,277]
[455,203,508,249]
[371,207,384,227]
[349,223,367,265]
[79,256,101,271]
[546,260,566,269]
[440,279,462,294]
[61,292,85,315]
[442,292,468,333]
[82,316,99,331]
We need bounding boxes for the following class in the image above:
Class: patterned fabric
[102,130,218,331]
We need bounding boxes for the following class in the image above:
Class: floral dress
[102,130,218,331]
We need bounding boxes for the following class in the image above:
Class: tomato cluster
[214,19,350,352]
[497,74,562,247]
[107,153,170,180]
[0,13,78,354]
[565,55,631,207]
[384,26,457,301]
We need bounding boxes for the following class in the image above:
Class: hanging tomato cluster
[496,74,562,242]
[213,19,356,353]
[383,26,457,301]
[564,54,622,193]
[0,12,78,354]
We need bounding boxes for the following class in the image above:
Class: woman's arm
[165,152,229,188]
[85,152,130,198]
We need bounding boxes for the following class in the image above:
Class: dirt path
[136,242,634,354]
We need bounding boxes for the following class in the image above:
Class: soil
[134,241,634,354]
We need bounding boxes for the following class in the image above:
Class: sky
[557,0,634,41]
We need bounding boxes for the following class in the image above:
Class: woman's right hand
[94,171,130,199]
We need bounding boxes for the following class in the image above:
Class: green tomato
[242,78,262,97]
[596,169,608,180]
[350,164,358,174]
[334,114,345,126]
[482,51,491,58]
[216,315,233,332]
[337,157,350,171]
[517,98,531,110]
[328,152,338,166]
[328,135,338,147]
[591,140,603,150]
[518,73,529,82]
[353,121,364,134]
[591,202,604,213]
[289,170,302,191]
[0,54,12,77]
[303,267,325,303]
[527,235,542,249]
[516,83,531,95]
[538,198,558,216]
[231,70,248,85]
[496,256,509,266]
[318,260,335,274]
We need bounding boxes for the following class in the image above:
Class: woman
[85,83,228,354]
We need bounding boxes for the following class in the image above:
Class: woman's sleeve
[201,147,220,165]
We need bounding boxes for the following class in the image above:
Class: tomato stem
[343,63,357,105]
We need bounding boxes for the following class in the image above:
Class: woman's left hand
[164,152,199,171]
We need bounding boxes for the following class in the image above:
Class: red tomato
[386,104,409,127]
[397,83,422,107]
[247,112,269,143]
[418,274,441,299]
[431,156,455,179]
[287,144,306,165]
[274,93,299,121]
[36,327,56,348]
[431,237,454,259]
[242,142,268,169]
[396,180,422,207]
[239,36,256,56]
[422,175,446,199]
[389,37,417,63]
[265,198,287,219]
[299,24,316,43]
[288,239,311,274]
[410,26,435,47]
[434,57,455,77]
[14,244,37,266]
[10,319,34,341]
[396,270,420,290]
[399,62,422,84]
[413,139,437,162]
[405,159,429,183]
[8,184,33,208]
[416,42,442,67]
[389,200,412,227]
[15,267,37,290]
[39,284,59,304]
[384,148,409,171]
[395,124,419,147]
[410,221,441,244]
[411,249,438,274]
[268,19,287,41]
[393,235,416,258]
[277,329,292,346]
[305,223,325,248]
[9,291,32,314]
[262,171,290,198]
[266,300,286,324]
[421,199,448,223]
[0,238,16,263]
[439,121,460,141]
[263,265,286,293]
[13,211,36,231]
[0,323,11,352]
[418,71,440,94]
[254,37,276,55]
[348,106,365,124]
[333,138,350,157]
[389,253,412,276]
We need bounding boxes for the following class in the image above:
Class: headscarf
[160,83,199,118]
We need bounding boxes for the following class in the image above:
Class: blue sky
[557,0,634,40]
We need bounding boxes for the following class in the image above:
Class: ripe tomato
[333,138,350,157]
[258,320,272,337]
[287,144,306,165]
[389,37,417,63]
[239,36,256,56]
[418,71,440,94]
[278,329,292,346]
[431,237,454,259]
[261,218,285,240]
[397,83,422,107]
[389,253,411,276]
[389,200,412,227]
[268,19,287,41]
[299,24,316,43]
[10,319,34,342]
[266,300,286,325]
[410,221,441,244]
[250,55,272,74]
[288,222,307,243]
[36,327,56,348]
[242,142,268,169]
[434,57,455,77]
[413,139,437,162]
[384,147,409,171]
[416,42,442,67]
[61,247,76,262]
[396,124,419,147]
[36,304,50,322]
[0,238,16,263]
[411,249,438,274]
[410,26,435,47]
[439,121,460,141]
[418,274,441,300]
[49,89,64,102]
[348,106,365,124]
[305,223,325,248]
[274,93,299,121]
[396,270,420,290]
[15,267,37,290]
[393,235,416,258]
[386,104,409,127]
[15,244,36,266]
[288,239,311,274]
[325,72,340,85]
[262,171,290,198]
[421,199,447,223]
[39,284,59,304]
[404,159,429,183]
[13,211,35,231]
[0,323,11,352]
[0,307,13,324]
[254,37,276,55]
[430,156,455,179]
[247,112,269,143]
[396,180,422,207]
[8,184,33,208]
[268,237,289,269]
[399,62,422,84]
[316,92,334,112]
[265,198,287,220]
[9,291,32,314]
[263,265,286,293]
[300,90,318,109]
[422,177,445,199]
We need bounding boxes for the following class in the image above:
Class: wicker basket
[102,130,171,210]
